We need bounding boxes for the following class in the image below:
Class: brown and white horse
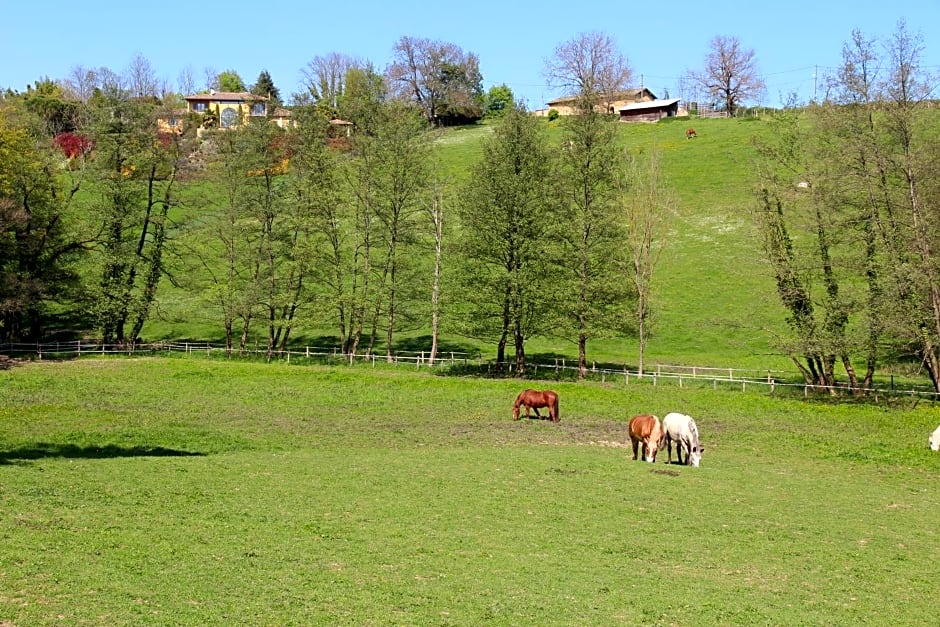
[629,414,664,462]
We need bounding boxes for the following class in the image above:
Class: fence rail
[1,341,938,401]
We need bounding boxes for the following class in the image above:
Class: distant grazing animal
[662,412,704,467]
[930,425,940,451]
[686,127,697,139]
[512,389,559,422]
[629,414,664,463]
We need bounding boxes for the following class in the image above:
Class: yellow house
[156,108,187,134]
[184,90,279,129]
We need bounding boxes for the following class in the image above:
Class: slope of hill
[435,115,786,371]
[143,115,789,372]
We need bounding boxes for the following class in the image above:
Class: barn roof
[618,98,681,112]
[547,87,656,106]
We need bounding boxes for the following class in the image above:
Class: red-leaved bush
[54,132,92,159]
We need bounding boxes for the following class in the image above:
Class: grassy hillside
[428,115,785,370]
[143,115,789,371]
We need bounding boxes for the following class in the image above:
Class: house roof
[184,91,267,102]
[271,107,292,117]
[547,88,656,106]
[618,98,681,112]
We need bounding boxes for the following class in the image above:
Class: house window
[192,102,207,112]
[251,103,266,116]
[220,108,238,128]
[166,117,178,127]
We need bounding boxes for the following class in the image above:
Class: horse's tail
[553,394,560,421]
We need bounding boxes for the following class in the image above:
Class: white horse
[929,425,940,451]
[662,412,703,467]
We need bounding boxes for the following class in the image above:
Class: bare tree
[620,151,672,377]
[63,65,98,103]
[301,52,361,111]
[425,178,446,366]
[126,53,161,98]
[688,35,764,116]
[386,36,483,123]
[177,65,197,96]
[543,31,632,112]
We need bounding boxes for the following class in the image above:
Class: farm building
[537,87,657,116]
[618,98,683,122]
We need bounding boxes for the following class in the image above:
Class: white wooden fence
[1,341,937,401]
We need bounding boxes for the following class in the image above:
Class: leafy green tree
[346,101,431,358]
[86,94,185,344]
[753,22,940,393]
[555,107,633,378]
[338,64,386,130]
[215,70,246,93]
[22,78,80,136]
[546,32,635,378]
[484,84,514,118]
[200,118,297,357]
[0,107,88,341]
[456,107,556,375]
[286,106,348,350]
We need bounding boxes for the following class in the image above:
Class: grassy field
[2,357,939,625]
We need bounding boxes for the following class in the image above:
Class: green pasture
[2,357,939,625]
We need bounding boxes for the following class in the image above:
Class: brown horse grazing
[512,389,559,422]
[629,414,664,463]
[686,127,697,139]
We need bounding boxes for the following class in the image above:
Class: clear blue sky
[3,1,938,109]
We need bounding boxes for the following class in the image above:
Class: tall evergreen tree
[251,69,281,105]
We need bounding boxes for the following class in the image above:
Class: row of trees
[754,20,940,393]
[0,31,673,379]
[8,23,937,391]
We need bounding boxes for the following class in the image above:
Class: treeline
[0,32,670,380]
[753,23,940,392]
[5,24,940,393]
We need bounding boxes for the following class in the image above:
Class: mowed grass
[2,357,939,625]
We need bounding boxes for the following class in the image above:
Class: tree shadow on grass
[0,443,206,465]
